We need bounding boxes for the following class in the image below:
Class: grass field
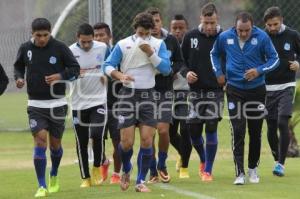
[0,93,300,199]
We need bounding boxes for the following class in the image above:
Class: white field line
[156,183,216,199]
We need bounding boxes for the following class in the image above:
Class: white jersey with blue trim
[69,41,109,110]
[103,35,171,89]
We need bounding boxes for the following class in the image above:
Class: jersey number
[190,38,198,49]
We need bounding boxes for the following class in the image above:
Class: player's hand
[100,76,107,85]
[45,73,62,85]
[244,68,259,81]
[79,69,87,77]
[217,75,226,86]
[186,71,198,84]
[16,78,25,89]
[139,44,154,57]
[289,61,300,71]
[120,74,134,85]
[173,73,179,80]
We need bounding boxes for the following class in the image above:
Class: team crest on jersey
[96,54,103,62]
[118,115,125,124]
[284,42,291,51]
[228,102,235,110]
[227,39,234,45]
[188,109,197,119]
[49,56,57,64]
[257,104,265,110]
[73,117,80,125]
[251,38,258,45]
[29,119,37,128]
[97,108,106,114]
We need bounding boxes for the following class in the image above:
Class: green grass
[0,93,300,199]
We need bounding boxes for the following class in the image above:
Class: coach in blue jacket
[210,12,279,185]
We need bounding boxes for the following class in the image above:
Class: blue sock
[33,147,47,188]
[118,144,133,173]
[136,147,153,184]
[205,132,218,174]
[50,147,63,177]
[191,136,206,163]
[149,156,158,176]
[157,151,168,170]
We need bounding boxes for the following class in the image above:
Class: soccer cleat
[198,162,205,177]
[273,163,285,177]
[135,183,151,192]
[110,173,121,184]
[147,175,159,184]
[248,167,260,183]
[48,175,59,193]
[92,166,101,186]
[34,187,48,198]
[179,167,190,179]
[120,172,131,191]
[233,173,246,185]
[158,168,171,183]
[175,155,182,172]
[202,172,213,182]
[80,178,92,188]
[100,159,110,182]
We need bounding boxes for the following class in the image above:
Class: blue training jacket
[210,26,279,90]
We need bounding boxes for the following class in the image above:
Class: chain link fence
[0,0,79,92]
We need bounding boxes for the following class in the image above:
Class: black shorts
[186,89,224,124]
[155,90,173,123]
[72,104,106,138]
[104,109,120,140]
[226,84,266,119]
[116,87,157,129]
[173,90,189,120]
[266,87,295,120]
[27,105,68,139]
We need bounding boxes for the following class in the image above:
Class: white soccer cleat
[233,173,246,185]
[248,167,260,183]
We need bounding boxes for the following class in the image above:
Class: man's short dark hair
[93,22,112,36]
[132,12,155,30]
[263,6,282,22]
[31,18,51,32]
[146,7,161,17]
[172,14,188,26]
[235,11,254,26]
[201,3,218,17]
[77,23,94,36]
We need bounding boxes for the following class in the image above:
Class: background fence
[0,0,300,131]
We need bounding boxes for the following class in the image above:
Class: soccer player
[103,12,171,192]
[146,7,184,183]
[170,14,188,44]
[263,6,300,176]
[93,22,122,184]
[211,12,279,185]
[181,3,224,182]
[169,14,193,178]
[14,18,80,197]
[0,62,9,95]
[69,23,110,188]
